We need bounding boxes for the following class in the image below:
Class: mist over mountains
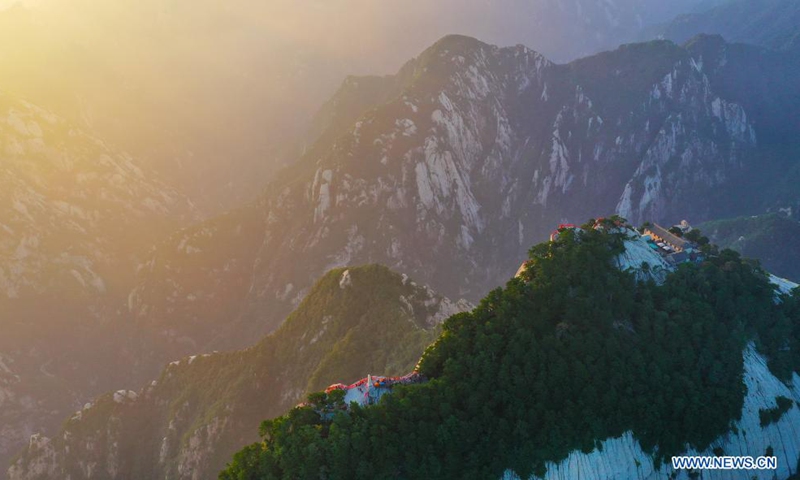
[1,0,800,478]
[0,0,719,213]
[658,0,800,51]
[127,33,800,359]
[8,266,468,480]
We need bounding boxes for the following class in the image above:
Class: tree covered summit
[221,219,800,480]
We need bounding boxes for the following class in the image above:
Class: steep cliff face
[611,59,756,223]
[500,270,800,480]
[127,35,797,355]
[0,92,194,475]
[0,0,722,216]
[8,266,470,480]
[502,344,800,480]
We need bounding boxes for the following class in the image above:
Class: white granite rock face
[503,344,800,480]
[771,275,799,296]
[615,232,673,284]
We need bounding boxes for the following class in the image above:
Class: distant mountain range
[220,223,800,479]
[0,91,194,472]
[13,224,800,480]
[657,0,800,51]
[0,1,335,213]
[0,0,720,213]
[8,266,469,480]
[0,93,193,302]
[700,213,800,282]
[127,34,800,360]
[3,19,800,479]
[1,0,790,217]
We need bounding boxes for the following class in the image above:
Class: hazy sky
[0,0,39,9]
[0,0,716,210]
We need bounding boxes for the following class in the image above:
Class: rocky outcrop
[502,345,800,480]
[128,35,795,356]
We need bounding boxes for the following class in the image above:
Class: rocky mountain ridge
[0,90,194,476]
[215,220,800,480]
[7,265,470,480]
[4,32,799,478]
[0,0,717,213]
[657,0,800,52]
[129,34,800,357]
[0,92,193,302]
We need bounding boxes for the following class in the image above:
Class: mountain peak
[419,34,548,67]
[219,218,800,480]
[8,265,471,480]
[682,32,746,76]
[274,264,471,339]
[683,32,727,47]
[427,34,488,53]
[683,32,728,57]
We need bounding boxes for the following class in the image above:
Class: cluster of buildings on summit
[642,220,703,266]
[516,218,704,278]
[316,219,704,417]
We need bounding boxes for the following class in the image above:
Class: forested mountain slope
[221,220,800,480]
[8,266,469,480]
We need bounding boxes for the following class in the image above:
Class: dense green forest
[220,221,800,480]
